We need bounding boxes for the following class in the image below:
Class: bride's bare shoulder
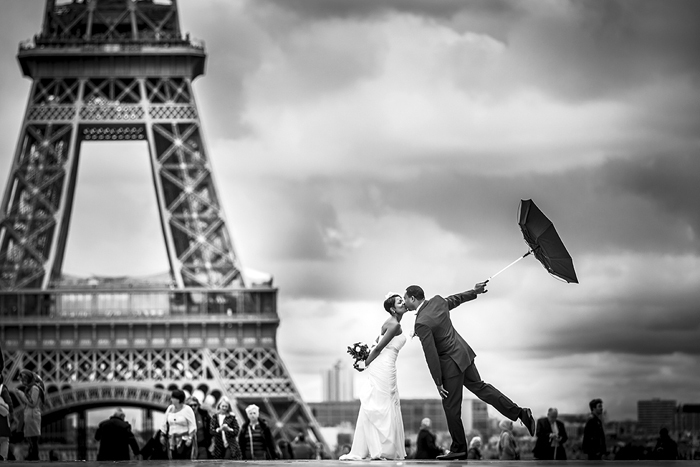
[381,317,401,335]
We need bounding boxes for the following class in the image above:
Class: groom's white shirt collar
[409,300,426,339]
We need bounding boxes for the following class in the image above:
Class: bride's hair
[383,294,400,314]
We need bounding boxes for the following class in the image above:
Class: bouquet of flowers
[347,341,370,371]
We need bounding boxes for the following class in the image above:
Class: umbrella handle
[485,250,532,283]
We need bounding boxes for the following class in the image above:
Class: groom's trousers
[442,359,521,453]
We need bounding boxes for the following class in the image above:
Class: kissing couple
[340,282,536,461]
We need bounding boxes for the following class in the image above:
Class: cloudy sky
[1,0,699,422]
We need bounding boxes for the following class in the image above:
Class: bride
[340,293,408,461]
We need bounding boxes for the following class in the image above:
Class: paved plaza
[5,461,700,467]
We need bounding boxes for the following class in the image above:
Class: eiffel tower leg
[0,77,81,290]
[143,76,245,289]
[1,0,330,457]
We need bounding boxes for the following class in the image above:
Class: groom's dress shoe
[436,451,468,460]
[519,407,536,437]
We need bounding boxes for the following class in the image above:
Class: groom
[405,283,536,460]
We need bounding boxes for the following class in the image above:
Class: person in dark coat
[582,398,606,460]
[95,408,140,461]
[238,404,278,460]
[209,397,241,460]
[653,427,678,460]
[186,396,211,459]
[533,407,568,460]
[414,418,443,459]
[291,433,315,459]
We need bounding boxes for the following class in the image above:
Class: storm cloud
[1,0,699,419]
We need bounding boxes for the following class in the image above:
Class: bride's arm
[364,322,400,367]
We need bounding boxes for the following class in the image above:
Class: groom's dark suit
[414,290,522,455]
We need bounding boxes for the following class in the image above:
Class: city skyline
[1,0,699,421]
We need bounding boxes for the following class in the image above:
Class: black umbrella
[487,199,578,283]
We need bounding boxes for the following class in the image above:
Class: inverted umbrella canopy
[486,199,578,283]
[518,199,578,283]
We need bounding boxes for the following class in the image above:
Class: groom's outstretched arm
[415,323,442,386]
[445,282,487,310]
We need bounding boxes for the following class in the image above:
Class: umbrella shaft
[487,250,532,282]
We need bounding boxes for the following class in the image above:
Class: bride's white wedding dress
[340,333,407,460]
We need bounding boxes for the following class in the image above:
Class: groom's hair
[405,285,425,301]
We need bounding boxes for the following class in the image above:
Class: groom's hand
[474,282,488,294]
[436,384,449,399]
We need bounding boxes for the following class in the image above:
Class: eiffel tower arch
[0,0,327,458]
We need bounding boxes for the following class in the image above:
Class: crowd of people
[0,347,689,462]
[0,371,325,463]
[0,368,45,461]
[403,399,683,461]
[95,390,323,461]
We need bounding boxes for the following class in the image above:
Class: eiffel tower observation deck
[0,0,326,460]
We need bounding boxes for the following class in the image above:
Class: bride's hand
[353,361,366,372]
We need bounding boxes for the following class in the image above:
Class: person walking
[414,418,442,459]
[238,404,277,460]
[533,407,568,460]
[160,389,197,460]
[498,419,520,460]
[0,375,13,461]
[185,396,211,459]
[209,398,241,460]
[582,398,606,460]
[405,283,535,460]
[95,408,140,461]
[14,370,43,461]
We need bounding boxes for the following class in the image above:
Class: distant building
[309,397,487,434]
[676,404,700,434]
[638,399,676,434]
[309,400,360,427]
[558,413,592,438]
[401,399,449,433]
[462,398,489,433]
[323,360,354,402]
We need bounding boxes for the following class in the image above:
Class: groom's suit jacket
[414,291,478,386]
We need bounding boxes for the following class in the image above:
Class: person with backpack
[14,370,44,461]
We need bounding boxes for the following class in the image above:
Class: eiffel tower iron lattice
[0,0,327,458]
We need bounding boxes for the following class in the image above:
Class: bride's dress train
[340,333,407,460]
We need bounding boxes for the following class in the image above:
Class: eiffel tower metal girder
[0,309,325,442]
[0,73,244,290]
[0,0,328,452]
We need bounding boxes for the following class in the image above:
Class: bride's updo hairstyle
[383,294,400,314]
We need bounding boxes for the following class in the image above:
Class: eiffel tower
[0,0,326,459]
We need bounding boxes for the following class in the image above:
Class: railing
[0,287,276,319]
[19,35,205,52]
